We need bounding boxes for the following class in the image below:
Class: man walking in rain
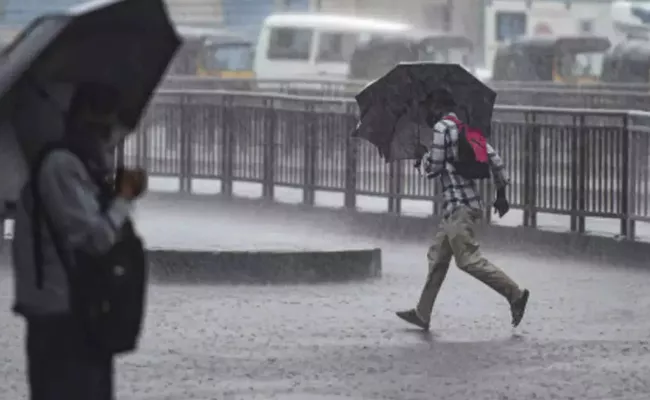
[12,83,147,399]
[396,88,530,331]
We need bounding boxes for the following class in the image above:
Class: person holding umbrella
[395,87,530,331]
[12,82,148,399]
[353,63,529,331]
[0,0,182,398]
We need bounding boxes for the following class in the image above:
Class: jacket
[12,149,131,316]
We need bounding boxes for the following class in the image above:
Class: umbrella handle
[413,159,423,176]
[457,104,470,125]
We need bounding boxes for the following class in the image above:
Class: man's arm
[421,120,452,178]
[486,143,510,196]
[38,150,132,255]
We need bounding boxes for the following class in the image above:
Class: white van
[254,13,413,81]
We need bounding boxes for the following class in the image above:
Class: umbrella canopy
[352,62,496,162]
[0,0,181,163]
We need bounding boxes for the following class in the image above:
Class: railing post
[262,98,277,200]
[621,114,634,239]
[522,115,531,226]
[387,161,402,214]
[135,110,150,168]
[138,118,148,169]
[220,95,234,197]
[179,95,193,193]
[206,101,217,171]
[570,114,587,234]
[344,114,358,210]
[570,115,578,232]
[578,114,587,234]
[523,111,538,227]
[302,105,316,206]
[0,203,9,252]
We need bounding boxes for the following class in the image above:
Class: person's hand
[493,197,510,218]
[117,168,148,200]
[413,144,429,173]
[414,154,433,176]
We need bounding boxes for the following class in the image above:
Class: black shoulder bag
[31,142,148,355]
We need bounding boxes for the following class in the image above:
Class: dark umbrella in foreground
[0,0,181,164]
[352,62,496,162]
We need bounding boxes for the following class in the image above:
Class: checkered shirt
[420,113,510,218]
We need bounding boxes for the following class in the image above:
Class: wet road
[1,197,649,399]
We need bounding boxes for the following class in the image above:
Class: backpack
[30,142,148,356]
[443,115,491,180]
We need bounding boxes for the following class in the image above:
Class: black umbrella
[0,0,181,163]
[352,62,496,162]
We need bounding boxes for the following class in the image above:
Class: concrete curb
[147,248,382,284]
[0,247,382,285]
[143,192,650,269]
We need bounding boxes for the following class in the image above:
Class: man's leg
[26,316,114,400]
[444,206,530,327]
[396,229,453,330]
[415,230,454,322]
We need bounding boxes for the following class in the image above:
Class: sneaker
[510,289,530,327]
[396,309,430,330]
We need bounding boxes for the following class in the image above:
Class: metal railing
[490,80,650,92]
[121,89,650,241]
[164,75,650,92]
[160,76,650,110]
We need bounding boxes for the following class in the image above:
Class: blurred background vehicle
[170,26,254,80]
[348,31,474,82]
[491,35,611,84]
[253,13,413,82]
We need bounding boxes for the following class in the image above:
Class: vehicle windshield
[418,46,471,67]
[202,43,253,72]
[557,51,604,79]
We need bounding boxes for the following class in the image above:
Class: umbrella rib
[25,76,65,115]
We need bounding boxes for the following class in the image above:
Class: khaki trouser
[416,205,523,322]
